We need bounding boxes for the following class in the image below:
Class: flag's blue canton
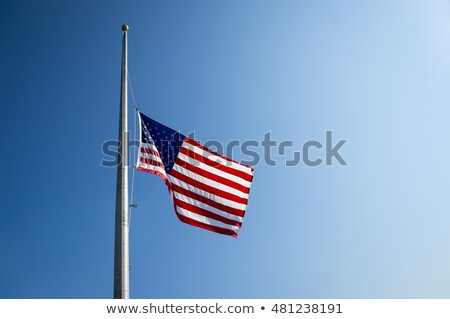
[139,112,185,173]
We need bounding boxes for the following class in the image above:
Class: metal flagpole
[114,24,130,299]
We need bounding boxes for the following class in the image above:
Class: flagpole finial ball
[122,25,129,31]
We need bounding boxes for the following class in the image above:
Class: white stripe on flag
[141,142,159,152]
[177,152,252,188]
[167,175,247,210]
[138,163,167,176]
[172,191,244,222]
[175,206,240,233]
[172,164,249,199]
[140,152,164,163]
[182,140,253,175]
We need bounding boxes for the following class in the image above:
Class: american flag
[136,111,254,238]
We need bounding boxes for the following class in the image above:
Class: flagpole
[114,24,130,299]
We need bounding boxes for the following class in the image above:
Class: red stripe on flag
[174,157,250,194]
[170,169,248,205]
[174,199,242,227]
[179,146,253,182]
[170,184,246,217]
[175,212,238,238]
[140,157,164,167]
[184,137,249,167]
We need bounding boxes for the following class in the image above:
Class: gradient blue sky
[1,0,450,298]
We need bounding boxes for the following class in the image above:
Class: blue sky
[1,0,450,298]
